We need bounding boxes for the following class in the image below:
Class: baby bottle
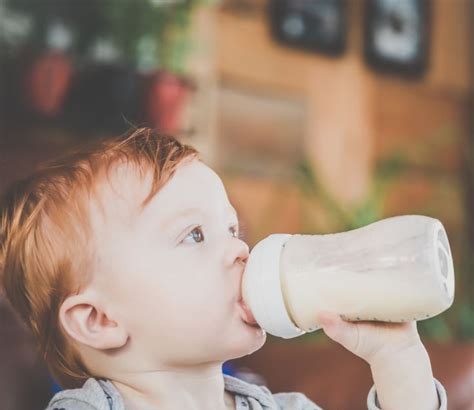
[241,215,455,339]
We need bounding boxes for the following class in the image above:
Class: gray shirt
[45,374,448,410]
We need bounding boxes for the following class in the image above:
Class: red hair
[0,127,199,388]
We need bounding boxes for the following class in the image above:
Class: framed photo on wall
[364,0,431,77]
[268,0,347,56]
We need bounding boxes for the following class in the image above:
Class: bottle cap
[242,234,306,339]
[431,219,455,303]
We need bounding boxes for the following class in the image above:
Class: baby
[0,128,447,410]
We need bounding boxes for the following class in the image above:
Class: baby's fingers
[315,310,361,353]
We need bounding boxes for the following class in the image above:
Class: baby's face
[88,159,266,369]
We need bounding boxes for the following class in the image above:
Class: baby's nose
[226,239,250,267]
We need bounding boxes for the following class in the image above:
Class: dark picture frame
[268,0,347,56]
[364,0,431,77]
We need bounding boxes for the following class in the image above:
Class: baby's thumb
[315,310,359,351]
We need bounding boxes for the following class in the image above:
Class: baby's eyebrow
[160,206,238,230]
[160,207,204,229]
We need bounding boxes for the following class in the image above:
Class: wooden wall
[209,0,472,248]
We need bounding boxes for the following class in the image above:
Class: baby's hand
[315,311,422,365]
[316,311,442,410]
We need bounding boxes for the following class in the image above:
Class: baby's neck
[110,364,234,410]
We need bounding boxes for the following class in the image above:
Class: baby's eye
[229,225,239,238]
[182,226,205,244]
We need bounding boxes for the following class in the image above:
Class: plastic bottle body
[242,215,455,339]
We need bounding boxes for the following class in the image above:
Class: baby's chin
[202,299,266,361]
[224,331,266,362]
[230,309,267,356]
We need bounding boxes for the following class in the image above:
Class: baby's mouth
[238,298,260,327]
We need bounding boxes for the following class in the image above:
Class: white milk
[241,215,455,339]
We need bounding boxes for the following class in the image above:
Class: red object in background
[25,51,73,117]
[146,70,190,134]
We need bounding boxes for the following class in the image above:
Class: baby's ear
[59,291,128,350]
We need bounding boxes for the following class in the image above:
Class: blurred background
[0,0,472,409]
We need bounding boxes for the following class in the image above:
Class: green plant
[293,151,406,232]
[102,0,214,74]
[4,0,215,74]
